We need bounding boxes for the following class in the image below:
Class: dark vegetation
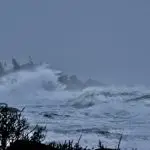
[0,103,123,150]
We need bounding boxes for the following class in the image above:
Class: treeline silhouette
[0,103,123,150]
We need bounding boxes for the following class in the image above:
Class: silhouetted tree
[0,104,46,150]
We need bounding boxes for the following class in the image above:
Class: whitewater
[0,64,150,149]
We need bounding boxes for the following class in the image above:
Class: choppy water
[0,64,150,149]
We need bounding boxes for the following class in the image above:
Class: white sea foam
[0,64,150,149]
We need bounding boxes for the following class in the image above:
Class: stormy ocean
[0,63,150,150]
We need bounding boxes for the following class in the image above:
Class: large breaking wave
[0,64,150,149]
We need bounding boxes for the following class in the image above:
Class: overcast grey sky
[0,0,150,85]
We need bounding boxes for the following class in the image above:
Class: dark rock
[84,79,105,87]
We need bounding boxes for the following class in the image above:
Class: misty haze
[0,1,150,150]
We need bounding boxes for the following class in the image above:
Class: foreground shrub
[6,140,47,150]
[7,139,118,150]
[0,104,120,150]
[0,103,46,150]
